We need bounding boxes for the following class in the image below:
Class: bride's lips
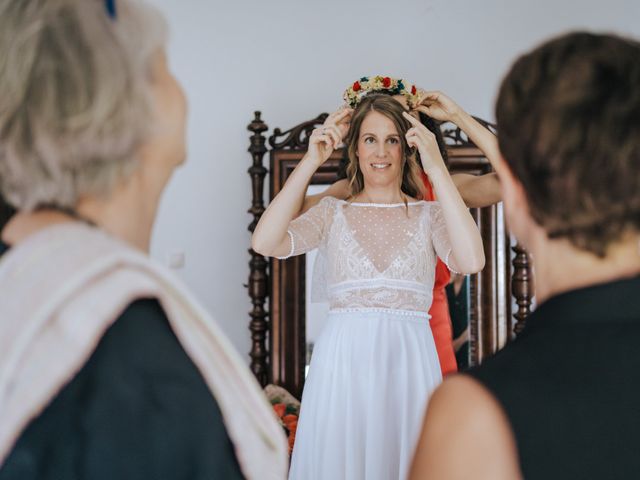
[370,163,391,169]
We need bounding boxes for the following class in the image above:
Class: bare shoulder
[409,374,522,480]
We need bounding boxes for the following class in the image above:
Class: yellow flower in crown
[343,75,422,109]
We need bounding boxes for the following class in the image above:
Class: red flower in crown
[382,77,391,88]
[353,81,362,92]
[411,85,417,95]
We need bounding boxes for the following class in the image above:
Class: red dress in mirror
[422,172,458,376]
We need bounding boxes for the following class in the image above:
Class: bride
[252,90,485,479]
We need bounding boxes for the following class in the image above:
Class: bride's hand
[403,111,447,175]
[414,90,463,123]
[307,107,353,166]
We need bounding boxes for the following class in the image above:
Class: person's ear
[497,154,535,246]
[497,158,526,214]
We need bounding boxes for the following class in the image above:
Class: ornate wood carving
[269,114,328,150]
[441,117,497,147]
[247,111,270,386]
[512,243,533,335]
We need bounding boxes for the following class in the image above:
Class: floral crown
[343,76,422,109]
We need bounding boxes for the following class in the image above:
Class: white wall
[146,0,639,360]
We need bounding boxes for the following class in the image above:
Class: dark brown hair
[344,94,425,201]
[496,32,640,256]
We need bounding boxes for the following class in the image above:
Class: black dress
[445,277,469,370]
[0,242,245,480]
[467,275,640,479]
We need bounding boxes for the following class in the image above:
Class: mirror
[247,111,534,399]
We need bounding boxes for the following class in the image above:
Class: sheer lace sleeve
[275,197,335,260]
[427,202,460,274]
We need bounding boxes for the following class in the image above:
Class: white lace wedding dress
[284,197,453,480]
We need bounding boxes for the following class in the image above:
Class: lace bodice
[279,197,454,315]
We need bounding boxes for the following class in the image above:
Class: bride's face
[356,110,404,187]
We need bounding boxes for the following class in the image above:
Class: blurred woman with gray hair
[0,0,287,478]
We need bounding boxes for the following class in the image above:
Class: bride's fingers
[330,108,353,125]
[406,126,436,151]
[327,124,343,139]
[403,111,423,128]
[422,91,442,100]
[324,112,340,126]
[415,105,432,116]
[322,125,342,147]
[404,112,431,136]
[323,110,352,141]
[414,128,436,147]
[322,134,335,149]
[312,132,334,149]
[405,129,419,147]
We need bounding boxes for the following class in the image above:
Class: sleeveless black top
[467,275,640,479]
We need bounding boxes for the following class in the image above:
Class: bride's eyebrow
[360,133,401,137]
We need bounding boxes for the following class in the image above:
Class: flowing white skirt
[288,309,442,480]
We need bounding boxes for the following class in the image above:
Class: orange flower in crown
[343,75,423,109]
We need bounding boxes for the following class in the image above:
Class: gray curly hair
[0,0,167,210]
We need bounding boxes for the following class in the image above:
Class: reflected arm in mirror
[299,179,350,216]
[451,172,501,209]
[409,375,522,480]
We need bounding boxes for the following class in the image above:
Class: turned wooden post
[512,242,533,335]
[247,111,270,386]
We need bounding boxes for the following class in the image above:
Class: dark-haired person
[410,31,640,480]
[300,84,501,377]
[253,90,485,479]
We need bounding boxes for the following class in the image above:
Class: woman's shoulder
[3,298,244,479]
[314,195,342,215]
[419,198,440,207]
[409,374,521,479]
[318,195,340,206]
[418,199,443,217]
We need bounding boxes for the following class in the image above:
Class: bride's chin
[362,174,401,189]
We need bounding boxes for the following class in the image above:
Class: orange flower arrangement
[265,385,301,455]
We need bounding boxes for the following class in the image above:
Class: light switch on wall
[166,251,185,269]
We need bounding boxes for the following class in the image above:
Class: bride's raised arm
[403,112,485,274]
[251,108,351,258]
